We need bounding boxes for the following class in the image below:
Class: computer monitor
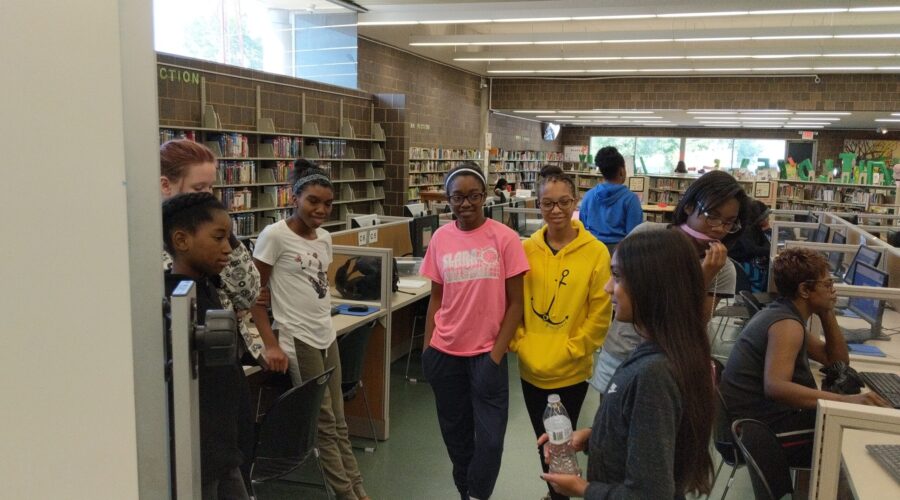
[484,204,504,223]
[350,214,379,228]
[813,223,831,243]
[847,261,889,338]
[409,214,438,257]
[403,203,427,218]
[844,244,882,284]
[828,232,846,274]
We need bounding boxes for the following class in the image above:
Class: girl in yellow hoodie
[511,166,612,500]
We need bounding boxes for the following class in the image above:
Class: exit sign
[801,131,815,140]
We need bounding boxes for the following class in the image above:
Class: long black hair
[615,229,714,496]
[672,170,749,245]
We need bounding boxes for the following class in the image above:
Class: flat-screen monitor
[542,122,560,141]
[484,204,504,223]
[409,214,439,257]
[350,214,379,228]
[844,244,882,284]
[813,223,831,243]
[403,203,427,218]
[847,261,889,333]
[828,232,846,273]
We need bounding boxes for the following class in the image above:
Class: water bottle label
[544,415,572,444]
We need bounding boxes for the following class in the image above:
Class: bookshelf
[488,149,564,191]
[774,179,897,214]
[563,163,604,194]
[632,174,773,208]
[407,147,483,202]
[160,120,387,238]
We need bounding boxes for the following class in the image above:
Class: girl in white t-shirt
[250,160,369,500]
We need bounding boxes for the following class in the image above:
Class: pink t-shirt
[420,219,530,356]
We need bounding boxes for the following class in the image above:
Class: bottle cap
[547,394,560,404]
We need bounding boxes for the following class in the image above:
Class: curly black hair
[537,164,576,198]
[595,146,626,179]
[162,192,228,254]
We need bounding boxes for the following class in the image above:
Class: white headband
[444,168,486,191]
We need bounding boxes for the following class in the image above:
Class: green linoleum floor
[254,353,757,500]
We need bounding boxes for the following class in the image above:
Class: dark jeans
[422,348,509,500]
[770,410,816,469]
[521,379,590,500]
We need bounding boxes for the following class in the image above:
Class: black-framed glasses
[448,192,485,205]
[699,206,742,233]
[539,197,576,211]
[805,278,836,289]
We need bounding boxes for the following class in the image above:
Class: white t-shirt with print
[254,220,335,349]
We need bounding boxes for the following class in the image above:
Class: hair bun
[162,191,222,218]
[539,164,563,177]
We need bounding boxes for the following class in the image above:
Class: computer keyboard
[866,444,900,484]
[859,372,900,408]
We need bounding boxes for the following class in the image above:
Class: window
[685,138,736,171]
[733,139,786,170]
[589,136,635,159]
[636,137,680,174]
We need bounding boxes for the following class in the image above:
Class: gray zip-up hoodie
[584,341,686,500]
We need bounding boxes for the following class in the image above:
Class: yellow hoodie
[511,220,612,389]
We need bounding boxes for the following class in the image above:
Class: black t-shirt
[720,299,817,429]
[165,272,244,484]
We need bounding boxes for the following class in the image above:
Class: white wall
[0,1,164,497]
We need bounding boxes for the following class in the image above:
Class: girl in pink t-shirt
[420,162,530,500]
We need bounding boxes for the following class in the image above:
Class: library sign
[158,67,200,85]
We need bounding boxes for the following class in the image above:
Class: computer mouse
[348,306,369,313]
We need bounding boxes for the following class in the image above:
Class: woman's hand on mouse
[701,241,728,286]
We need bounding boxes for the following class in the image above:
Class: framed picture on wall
[628,177,645,192]
[754,181,771,198]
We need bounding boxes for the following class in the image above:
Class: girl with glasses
[590,170,750,397]
[420,162,530,500]
[720,248,889,468]
[511,165,612,500]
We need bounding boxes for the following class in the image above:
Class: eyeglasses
[805,278,836,289]
[698,206,742,233]
[448,192,485,205]
[539,198,576,211]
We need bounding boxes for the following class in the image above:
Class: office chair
[710,387,745,500]
[731,419,794,500]
[739,290,763,318]
[338,322,379,453]
[249,368,335,500]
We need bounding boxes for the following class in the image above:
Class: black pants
[770,409,816,468]
[521,379,590,500]
[422,348,509,500]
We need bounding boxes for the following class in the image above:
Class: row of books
[217,161,256,185]
[489,150,564,161]
[409,147,483,160]
[652,178,692,190]
[410,173,445,187]
[217,188,253,211]
[232,214,256,237]
[490,162,547,174]
[159,129,197,143]
[265,137,303,158]
[407,186,441,199]
[409,160,455,173]
[316,139,351,159]
[211,133,250,158]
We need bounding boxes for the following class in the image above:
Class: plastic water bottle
[543,394,581,476]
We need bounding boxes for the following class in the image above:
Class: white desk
[841,428,900,499]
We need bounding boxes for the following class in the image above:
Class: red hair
[160,139,216,181]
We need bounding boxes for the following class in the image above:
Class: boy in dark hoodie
[579,146,643,253]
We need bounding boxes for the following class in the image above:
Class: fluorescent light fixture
[789,117,840,121]
[752,67,814,71]
[875,118,900,122]
[358,21,417,26]
[892,113,900,116]
[784,125,825,128]
[752,54,820,59]
[586,69,633,73]
[494,17,570,23]
[513,110,556,113]
[693,116,742,120]
[836,34,900,39]
[813,66,876,70]
[687,110,737,114]
[659,11,748,18]
[420,19,492,24]
[695,68,753,72]
[750,8,846,15]
[823,53,896,58]
[741,111,793,115]
[565,57,622,61]
[879,66,900,70]
[578,116,619,119]
[677,37,751,42]
[535,40,604,45]
[572,15,656,20]
[688,55,751,59]
[849,7,900,12]
[752,35,830,40]
[739,117,787,121]
[703,124,740,127]
[535,69,587,73]
[795,112,851,115]
[622,56,686,60]
[602,38,674,44]
[454,58,506,62]
[601,110,655,114]
[537,115,574,119]
[487,70,536,74]
[637,68,693,72]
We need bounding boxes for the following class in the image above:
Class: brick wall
[490,74,900,111]
[489,112,561,153]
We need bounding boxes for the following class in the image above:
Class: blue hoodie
[579,183,643,244]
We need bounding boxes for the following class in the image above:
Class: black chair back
[739,290,763,317]
[338,321,376,386]
[251,367,334,482]
[732,419,794,500]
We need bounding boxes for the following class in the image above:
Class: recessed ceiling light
[795,112,851,115]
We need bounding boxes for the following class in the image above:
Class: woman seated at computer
[720,247,889,467]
